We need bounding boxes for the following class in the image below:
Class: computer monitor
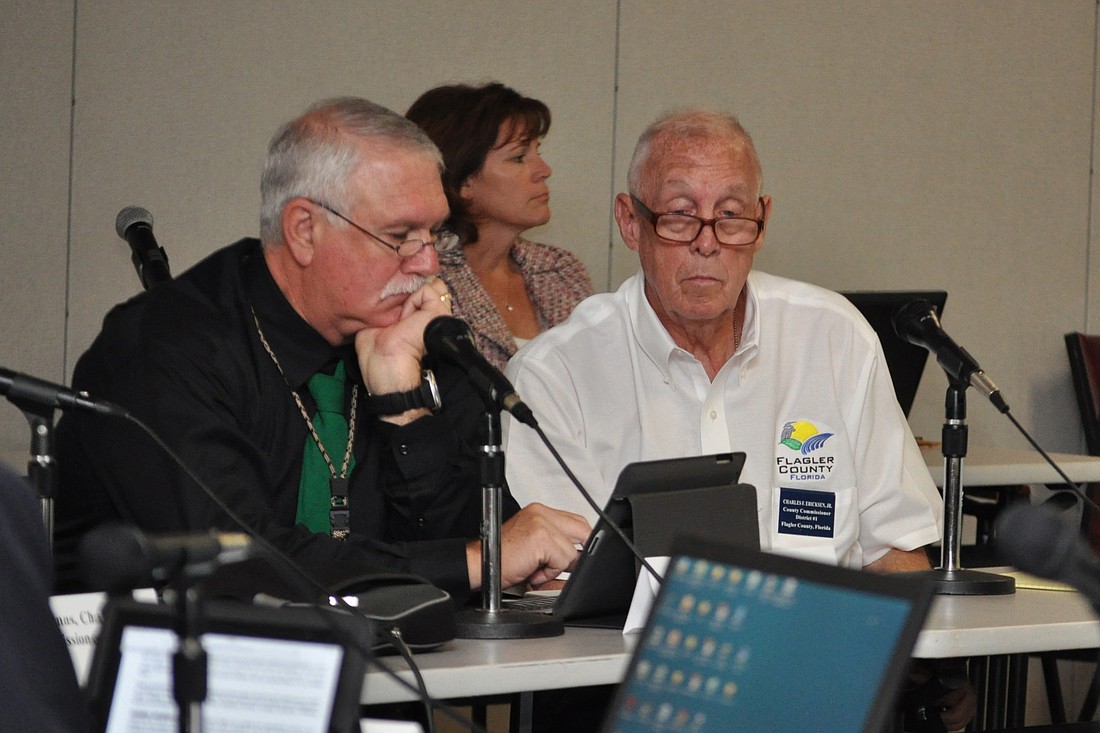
[602,537,933,733]
[840,290,948,416]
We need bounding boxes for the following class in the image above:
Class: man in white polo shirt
[503,107,974,732]
[503,108,943,574]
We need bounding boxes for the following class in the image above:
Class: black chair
[1065,333,1100,555]
[1066,333,1100,457]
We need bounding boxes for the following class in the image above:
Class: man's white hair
[259,97,443,246]
[626,108,763,200]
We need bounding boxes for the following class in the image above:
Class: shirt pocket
[765,484,858,566]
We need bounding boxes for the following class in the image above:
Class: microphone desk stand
[150,561,218,733]
[7,396,57,551]
[916,382,1014,595]
[454,408,563,639]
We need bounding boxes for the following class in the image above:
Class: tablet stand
[915,382,1014,595]
[629,485,760,558]
[454,408,563,639]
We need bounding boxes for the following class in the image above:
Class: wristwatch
[362,369,442,415]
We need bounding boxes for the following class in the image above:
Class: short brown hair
[406,82,550,245]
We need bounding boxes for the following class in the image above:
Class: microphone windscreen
[79,523,155,592]
[994,503,1078,579]
[891,299,937,342]
[424,315,473,354]
[115,205,153,239]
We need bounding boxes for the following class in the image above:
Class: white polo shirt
[503,269,942,568]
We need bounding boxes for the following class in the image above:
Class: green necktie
[296,361,355,533]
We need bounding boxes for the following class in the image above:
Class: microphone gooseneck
[79,523,253,592]
[423,316,537,427]
[891,299,1008,413]
[0,366,128,417]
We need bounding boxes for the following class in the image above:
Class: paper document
[622,556,669,634]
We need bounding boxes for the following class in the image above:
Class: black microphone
[423,316,537,427]
[892,299,1009,413]
[995,502,1100,606]
[79,524,254,591]
[0,366,127,417]
[115,205,172,290]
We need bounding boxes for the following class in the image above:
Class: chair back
[1065,332,1100,456]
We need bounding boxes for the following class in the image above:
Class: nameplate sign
[50,589,157,686]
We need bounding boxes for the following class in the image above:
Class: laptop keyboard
[501,595,557,613]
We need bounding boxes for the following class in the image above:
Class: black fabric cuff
[405,537,473,605]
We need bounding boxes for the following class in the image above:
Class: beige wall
[2,0,1098,466]
[1,1,75,464]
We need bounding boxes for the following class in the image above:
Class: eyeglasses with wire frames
[309,199,456,257]
[630,194,765,247]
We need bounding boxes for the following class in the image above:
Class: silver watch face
[365,372,438,415]
[422,369,442,411]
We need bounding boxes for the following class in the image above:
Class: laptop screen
[86,598,371,733]
[603,538,932,733]
[839,290,948,417]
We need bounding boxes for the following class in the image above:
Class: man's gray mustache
[380,275,432,300]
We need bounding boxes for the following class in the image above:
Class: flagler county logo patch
[777,420,836,481]
[779,420,834,454]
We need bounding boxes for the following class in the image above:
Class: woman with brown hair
[407,82,594,371]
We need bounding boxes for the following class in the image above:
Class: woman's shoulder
[516,238,592,287]
[514,237,586,269]
[512,238,594,323]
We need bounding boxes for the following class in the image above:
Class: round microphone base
[454,607,564,639]
[904,568,1016,596]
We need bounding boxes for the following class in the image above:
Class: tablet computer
[509,452,756,628]
[86,597,372,733]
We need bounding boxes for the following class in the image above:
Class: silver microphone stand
[454,407,563,638]
[918,381,1015,595]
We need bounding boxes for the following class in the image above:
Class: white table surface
[921,443,1100,487]
[364,626,634,704]
[916,581,1100,657]
[363,584,1100,705]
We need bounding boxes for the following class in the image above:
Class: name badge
[778,487,835,538]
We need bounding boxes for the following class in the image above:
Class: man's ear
[753,194,773,254]
[614,193,642,252]
[281,198,318,267]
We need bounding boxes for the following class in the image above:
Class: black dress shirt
[55,238,510,602]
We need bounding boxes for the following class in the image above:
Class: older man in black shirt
[54,97,588,602]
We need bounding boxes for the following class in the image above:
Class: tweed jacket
[438,237,594,371]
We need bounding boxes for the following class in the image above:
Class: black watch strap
[362,369,442,415]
